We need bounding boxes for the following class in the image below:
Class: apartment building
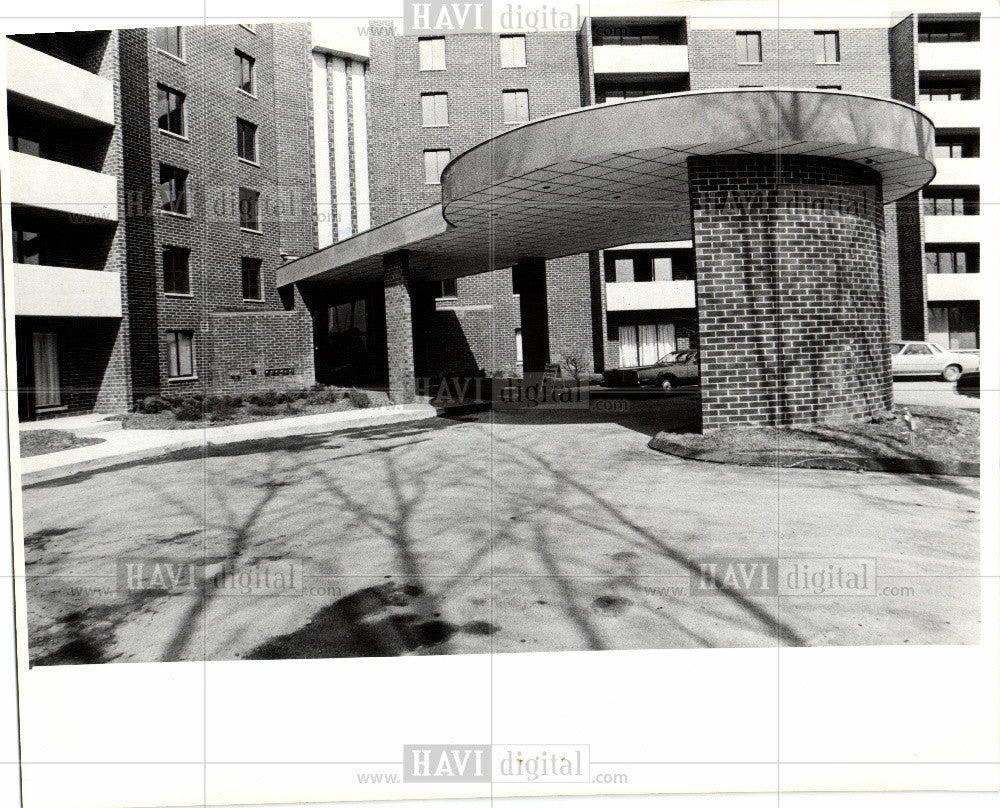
[3,10,986,419]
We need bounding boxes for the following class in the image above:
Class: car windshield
[889,343,904,355]
[658,351,689,364]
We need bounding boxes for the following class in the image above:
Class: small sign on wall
[263,367,297,377]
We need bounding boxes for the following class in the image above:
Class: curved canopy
[280,89,935,288]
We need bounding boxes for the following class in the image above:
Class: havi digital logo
[405,2,491,34]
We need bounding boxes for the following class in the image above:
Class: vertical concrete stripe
[330,55,353,240]
[350,60,371,233]
[311,51,334,248]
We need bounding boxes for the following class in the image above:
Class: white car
[889,341,980,381]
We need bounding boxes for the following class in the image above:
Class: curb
[21,406,439,486]
[648,434,980,477]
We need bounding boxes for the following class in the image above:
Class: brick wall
[208,310,314,394]
[690,155,893,430]
[383,251,415,401]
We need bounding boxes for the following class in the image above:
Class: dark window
[241,257,263,300]
[8,133,43,157]
[166,331,195,378]
[924,244,979,274]
[159,164,188,215]
[436,278,458,299]
[922,187,979,216]
[157,85,185,135]
[235,50,255,94]
[928,305,979,350]
[933,131,979,158]
[814,30,840,63]
[736,31,762,63]
[239,187,260,230]
[592,21,686,46]
[13,229,46,265]
[237,118,257,162]
[817,84,842,90]
[918,20,980,42]
[919,78,980,100]
[156,27,184,58]
[163,246,191,294]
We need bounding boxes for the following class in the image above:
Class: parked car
[602,350,699,390]
[889,341,980,381]
[955,370,980,398]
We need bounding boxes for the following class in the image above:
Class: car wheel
[942,364,962,382]
[658,376,675,390]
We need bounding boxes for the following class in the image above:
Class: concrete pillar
[383,250,415,403]
[689,154,892,430]
[511,258,550,374]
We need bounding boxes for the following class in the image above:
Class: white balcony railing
[606,280,696,312]
[931,157,981,187]
[7,150,118,221]
[918,98,981,130]
[925,272,980,303]
[918,41,982,72]
[11,264,122,318]
[5,38,115,127]
[592,44,689,74]
[923,215,981,244]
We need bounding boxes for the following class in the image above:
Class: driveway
[21,391,979,664]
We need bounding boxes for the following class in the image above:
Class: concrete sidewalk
[18,403,439,484]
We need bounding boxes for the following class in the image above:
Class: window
[423,149,451,184]
[421,93,449,127]
[924,244,978,274]
[922,188,979,216]
[919,82,980,101]
[166,331,195,378]
[514,327,523,363]
[235,50,255,95]
[736,31,762,63]
[241,257,263,301]
[418,37,446,70]
[933,132,979,158]
[501,90,529,124]
[159,164,188,215]
[237,118,258,162]
[157,85,185,136]
[592,22,686,46]
[612,258,635,283]
[8,133,43,157]
[817,84,842,90]
[436,278,458,299]
[239,187,260,230]
[918,21,979,43]
[652,257,672,281]
[928,305,979,350]
[162,246,191,295]
[902,343,932,356]
[500,35,526,67]
[13,229,46,264]
[595,80,683,103]
[617,324,677,367]
[156,27,184,59]
[814,31,840,63]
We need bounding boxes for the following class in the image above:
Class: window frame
[735,31,762,64]
[423,149,451,185]
[435,277,458,299]
[499,34,527,68]
[501,89,530,124]
[235,49,256,96]
[418,37,446,71]
[157,84,187,138]
[236,118,259,164]
[238,187,261,232]
[159,163,189,217]
[241,257,264,302]
[155,27,185,61]
[166,330,196,379]
[162,245,192,296]
[814,30,841,64]
[420,92,449,128]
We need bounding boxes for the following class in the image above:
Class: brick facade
[383,251,416,402]
[690,155,893,430]
[208,310,314,395]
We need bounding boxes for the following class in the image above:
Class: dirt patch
[651,405,978,474]
[19,429,104,458]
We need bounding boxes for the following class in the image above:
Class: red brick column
[383,251,415,403]
[690,155,893,430]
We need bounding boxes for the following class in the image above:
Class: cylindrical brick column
[689,155,892,430]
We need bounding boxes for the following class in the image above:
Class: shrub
[281,401,304,415]
[208,403,238,422]
[137,395,170,414]
[172,399,203,421]
[206,393,245,412]
[347,388,373,409]
[247,403,278,416]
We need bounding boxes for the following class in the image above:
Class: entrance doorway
[15,328,62,421]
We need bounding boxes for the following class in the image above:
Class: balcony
[606,280,695,312]
[592,45,689,74]
[7,151,118,222]
[931,157,980,186]
[919,98,981,129]
[926,273,980,303]
[12,264,122,318]
[918,41,981,72]
[923,215,981,243]
[5,38,115,127]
